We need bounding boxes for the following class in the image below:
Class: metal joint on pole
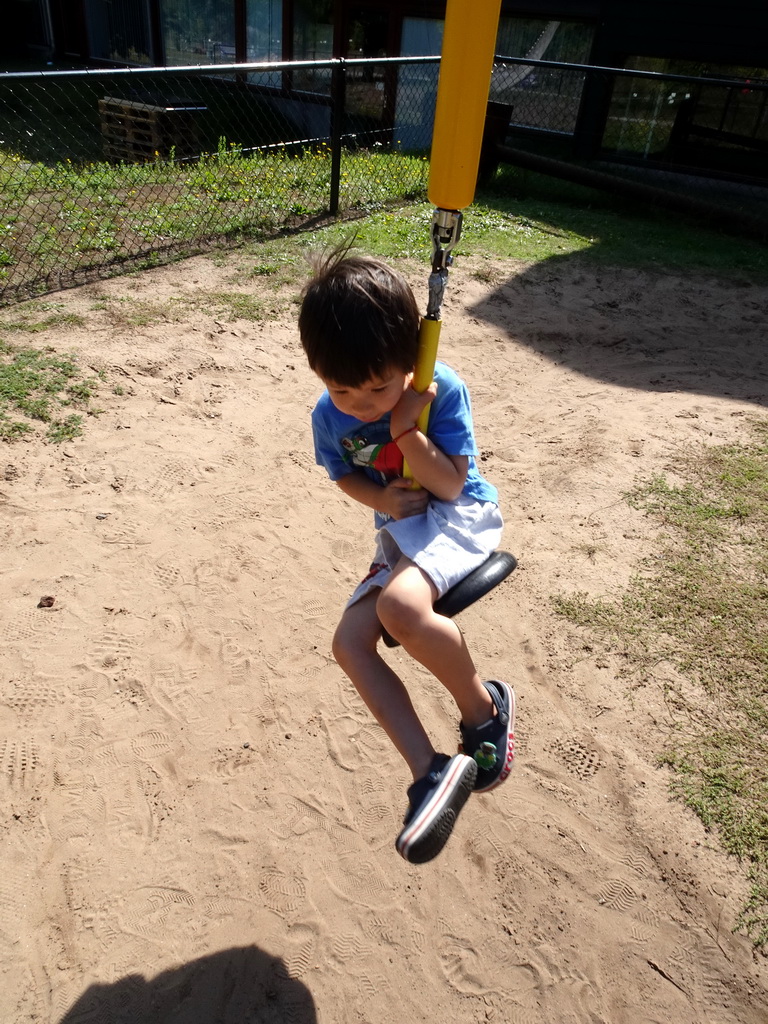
[426,268,448,320]
[424,208,462,319]
[430,208,462,271]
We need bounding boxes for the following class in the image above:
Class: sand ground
[1,245,767,1023]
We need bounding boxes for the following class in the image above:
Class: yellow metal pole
[428,0,503,212]
[402,0,501,485]
[411,316,442,399]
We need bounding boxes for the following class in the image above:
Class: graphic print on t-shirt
[340,427,403,483]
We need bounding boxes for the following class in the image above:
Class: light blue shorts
[347,495,504,608]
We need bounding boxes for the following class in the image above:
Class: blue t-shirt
[311,361,498,528]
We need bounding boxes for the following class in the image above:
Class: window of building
[345,8,390,123]
[85,0,153,65]
[492,19,594,136]
[495,18,592,64]
[246,0,282,61]
[161,0,235,66]
[292,0,332,92]
[395,17,442,150]
[293,0,332,61]
[604,57,767,165]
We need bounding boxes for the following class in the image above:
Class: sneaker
[395,753,477,863]
[459,680,516,793]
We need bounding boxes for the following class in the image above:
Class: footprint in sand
[439,929,542,1001]
[320,850,395,908]
[596,876,641,913]
[275,923,319,980]
[548,735,603,780]
[2,675,61,719]
[320,712,390,773]
[258,868,308,915]
[0,735,43,792]
[1,608,62,646]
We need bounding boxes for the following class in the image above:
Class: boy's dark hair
[299,244,420,386]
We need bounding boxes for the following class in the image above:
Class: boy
[299,246,515,864]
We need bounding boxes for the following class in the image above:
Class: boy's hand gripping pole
[402,209,462,486]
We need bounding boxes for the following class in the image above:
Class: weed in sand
[0,338,99,443]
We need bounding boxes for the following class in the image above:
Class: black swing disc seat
[381,549,517,649]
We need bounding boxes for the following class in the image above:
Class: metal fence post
[329,59,346,215]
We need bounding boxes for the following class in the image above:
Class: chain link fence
[0,58,435,305]
[1,56,766,305]
[488,56,768,236]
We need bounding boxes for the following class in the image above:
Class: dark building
[6,1,765,74]
[4,2,766,183]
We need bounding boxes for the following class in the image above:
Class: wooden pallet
[99,96,204,162]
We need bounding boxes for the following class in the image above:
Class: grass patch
[553,420,768,946]
[4,142,766,305]
[102,298,180,329]
[0,144,430,301]
[279,202,594,267]
[101,289,288,330]
[479,167,768,278]
[0,300,86,333]
[250,179,768,283]
[0,338,99,442]
[199,291,269,322]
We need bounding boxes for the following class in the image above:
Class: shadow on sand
[57,944,317,1024]
[467,250,768,408]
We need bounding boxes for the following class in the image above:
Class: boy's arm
[336,471,430,521]
[390,382,469,501]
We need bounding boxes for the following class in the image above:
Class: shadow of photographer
[57,944,317,1024]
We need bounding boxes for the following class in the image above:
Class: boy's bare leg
[376,557,495,730]
[332,591,437,781]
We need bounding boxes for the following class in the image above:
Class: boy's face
[323,369,411,423]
